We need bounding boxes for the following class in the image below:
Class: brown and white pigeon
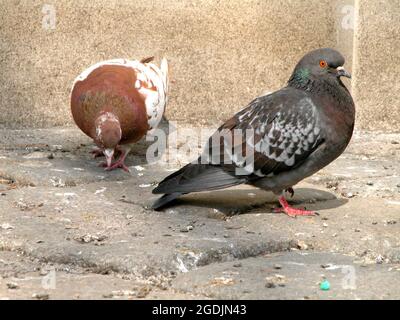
[152,48,355,216]
[71,57,168,171]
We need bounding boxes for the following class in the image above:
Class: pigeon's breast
[71,63,149,143]
[316,91,355,155]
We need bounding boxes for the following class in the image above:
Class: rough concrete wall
[352,0,400,131]
[0,0,336,129]
[2,1,398,131]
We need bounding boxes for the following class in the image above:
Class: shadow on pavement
[161,187,348,216]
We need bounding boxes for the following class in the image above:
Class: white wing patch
[138,58,169,133]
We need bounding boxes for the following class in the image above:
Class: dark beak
[336,66,351,79]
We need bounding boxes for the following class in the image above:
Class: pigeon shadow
[165,187,348,216]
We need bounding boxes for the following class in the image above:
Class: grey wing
[203,92,325,178]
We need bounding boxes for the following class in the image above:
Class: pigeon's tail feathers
[152,192,183,211]
[152,163,246,195]
[140,56,155,64]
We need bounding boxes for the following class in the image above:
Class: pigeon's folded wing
[203,89,325,178]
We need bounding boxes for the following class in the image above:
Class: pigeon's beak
[104,148,114,168]
[336,66,351,79]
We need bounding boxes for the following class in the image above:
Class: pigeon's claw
[104,162,130,172]
[101,147,131,172]
[285,187,294,198]
[98,160,130,172]
[274,196,317,218]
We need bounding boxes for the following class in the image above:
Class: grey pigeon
[152,48,355,216]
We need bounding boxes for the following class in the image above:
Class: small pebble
[6,283,19,290]
[296,240,308,250]
[0,223,14,230]
[136,286,151,298]
[39,269,49,276]
[265,282,276,289]
[233,263,242,268]
[376,255,385,264]
[343,192,355,198]
[32,293,50,300]
[366,181,374,186]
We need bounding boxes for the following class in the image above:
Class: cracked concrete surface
[0,127,399,299]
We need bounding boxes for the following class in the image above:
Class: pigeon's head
[289,48,351,88]
[94,112,122,167]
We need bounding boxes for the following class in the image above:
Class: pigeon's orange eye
[319,60,328,68]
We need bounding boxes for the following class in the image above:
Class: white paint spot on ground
[0,223,14,230]
[23,152,47,159]
[175,256,189,273]
[324,264,352,270]
[55,192,77,197]
[94,187,107,195]
[139,184,152,188]
[333,173,353,177]
[386,200,400,205]
[286,262,305,266]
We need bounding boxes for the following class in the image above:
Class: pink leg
[104,147,131,172]
[273,196,317,217]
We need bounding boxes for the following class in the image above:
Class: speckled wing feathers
[207,89,324,178]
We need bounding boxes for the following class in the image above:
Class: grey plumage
[152,48,355,211]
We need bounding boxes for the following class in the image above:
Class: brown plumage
[71,58,168,171]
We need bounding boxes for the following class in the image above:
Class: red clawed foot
[100,148,130,172]
[274,196,317,218]
[105,160,130,172]
[98,160,130,172]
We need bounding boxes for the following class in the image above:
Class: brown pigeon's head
[94,112,122,167]
[289,48,351,87]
